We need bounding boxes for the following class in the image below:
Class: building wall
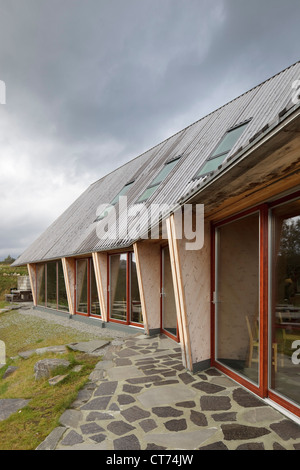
[134,241,161,334]
[167,214,211,371]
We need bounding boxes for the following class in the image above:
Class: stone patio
[37,333,300,451]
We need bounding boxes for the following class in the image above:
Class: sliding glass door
[269,198,300,408]
[214,211,260,385]
[213,198,300,416]
[161,246,178,340]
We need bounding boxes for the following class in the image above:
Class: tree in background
[1,255,16,265]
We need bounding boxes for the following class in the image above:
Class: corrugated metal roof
[13,61,300,265]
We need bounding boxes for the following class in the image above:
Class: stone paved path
[37,333,300,450]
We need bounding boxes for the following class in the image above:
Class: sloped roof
[13,61,300,265]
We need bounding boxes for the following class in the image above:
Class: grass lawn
[0,308,110,450]
[0,301,17,309]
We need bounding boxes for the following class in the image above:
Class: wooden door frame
[211,205,268,398]
[160,244,180,342]
[211,197,300,417]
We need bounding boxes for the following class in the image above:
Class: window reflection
[90,262,101,316]
[161,246,177,338]
[37,264,45,306]
[110,254,127,321]
[37,260,68,313]
[131,253,142,324]
[271,201,300,406]
[109,252,143,325]
[46,261,57,309]
[58,261,68,312]
[76,259,88,314]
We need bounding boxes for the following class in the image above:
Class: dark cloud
[0,0,300,258]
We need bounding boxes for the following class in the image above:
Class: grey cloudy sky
[0,0,300,259]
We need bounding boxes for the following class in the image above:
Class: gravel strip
[17,305,129,341]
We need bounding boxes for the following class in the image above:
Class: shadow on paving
[37,334,300,451]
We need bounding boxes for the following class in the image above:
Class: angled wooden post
[168,213,211,373]
[133,243,149,334]
[92,252,108,322]
[27,263,37,306]
[166,215,193,371]
[61,257,75,316]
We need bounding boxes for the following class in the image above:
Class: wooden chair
[277,312,299,360]
[246,315,278,372]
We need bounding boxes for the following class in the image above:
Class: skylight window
[95,180,135,222]
[195,121,249,178]
[137,156,181,203]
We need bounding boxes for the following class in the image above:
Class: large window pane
[270,200,300,406]
[58,261,68,312]
[37,264,45,306]
[212,123,248,157]
[90,261,101,316]
[216,213,260,384]
[162,246,177,338]
[46,261,57,309]
[76,259,88,314]
[130,253,142,324]
[110,254,127,321]
[197,154,226,176]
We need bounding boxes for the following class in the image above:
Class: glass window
[130,253,142,324]
[110,254,127,322]
[215,212,260,384]
[270,199,300,406]
[90,262,101,316]
[196,122,249,177]
[137,185,158,203]
[58,260,68,312]
[95,181,134,221]
[37,264,45,306]
[161,246,177,338]
[137,157,181,203]
[76,259,88,314]
[37,261,68,312]
[46,261,57,309]
[109,252,143,325]
[196,154,225,176]
[110,181,135,205]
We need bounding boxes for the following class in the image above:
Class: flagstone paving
[37,333,300,450]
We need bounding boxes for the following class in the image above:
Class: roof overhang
[180,104,300,222]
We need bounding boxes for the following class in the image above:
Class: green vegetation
[0,255,16,265]
[0,309,106,450]
[0,264,28,301]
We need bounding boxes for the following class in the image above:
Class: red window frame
[211,196,300,418]
[107,251,143,328]
[211,205,268,399]
[160,244,180,343]
[35,260,68,313]
[74,257,102,319]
